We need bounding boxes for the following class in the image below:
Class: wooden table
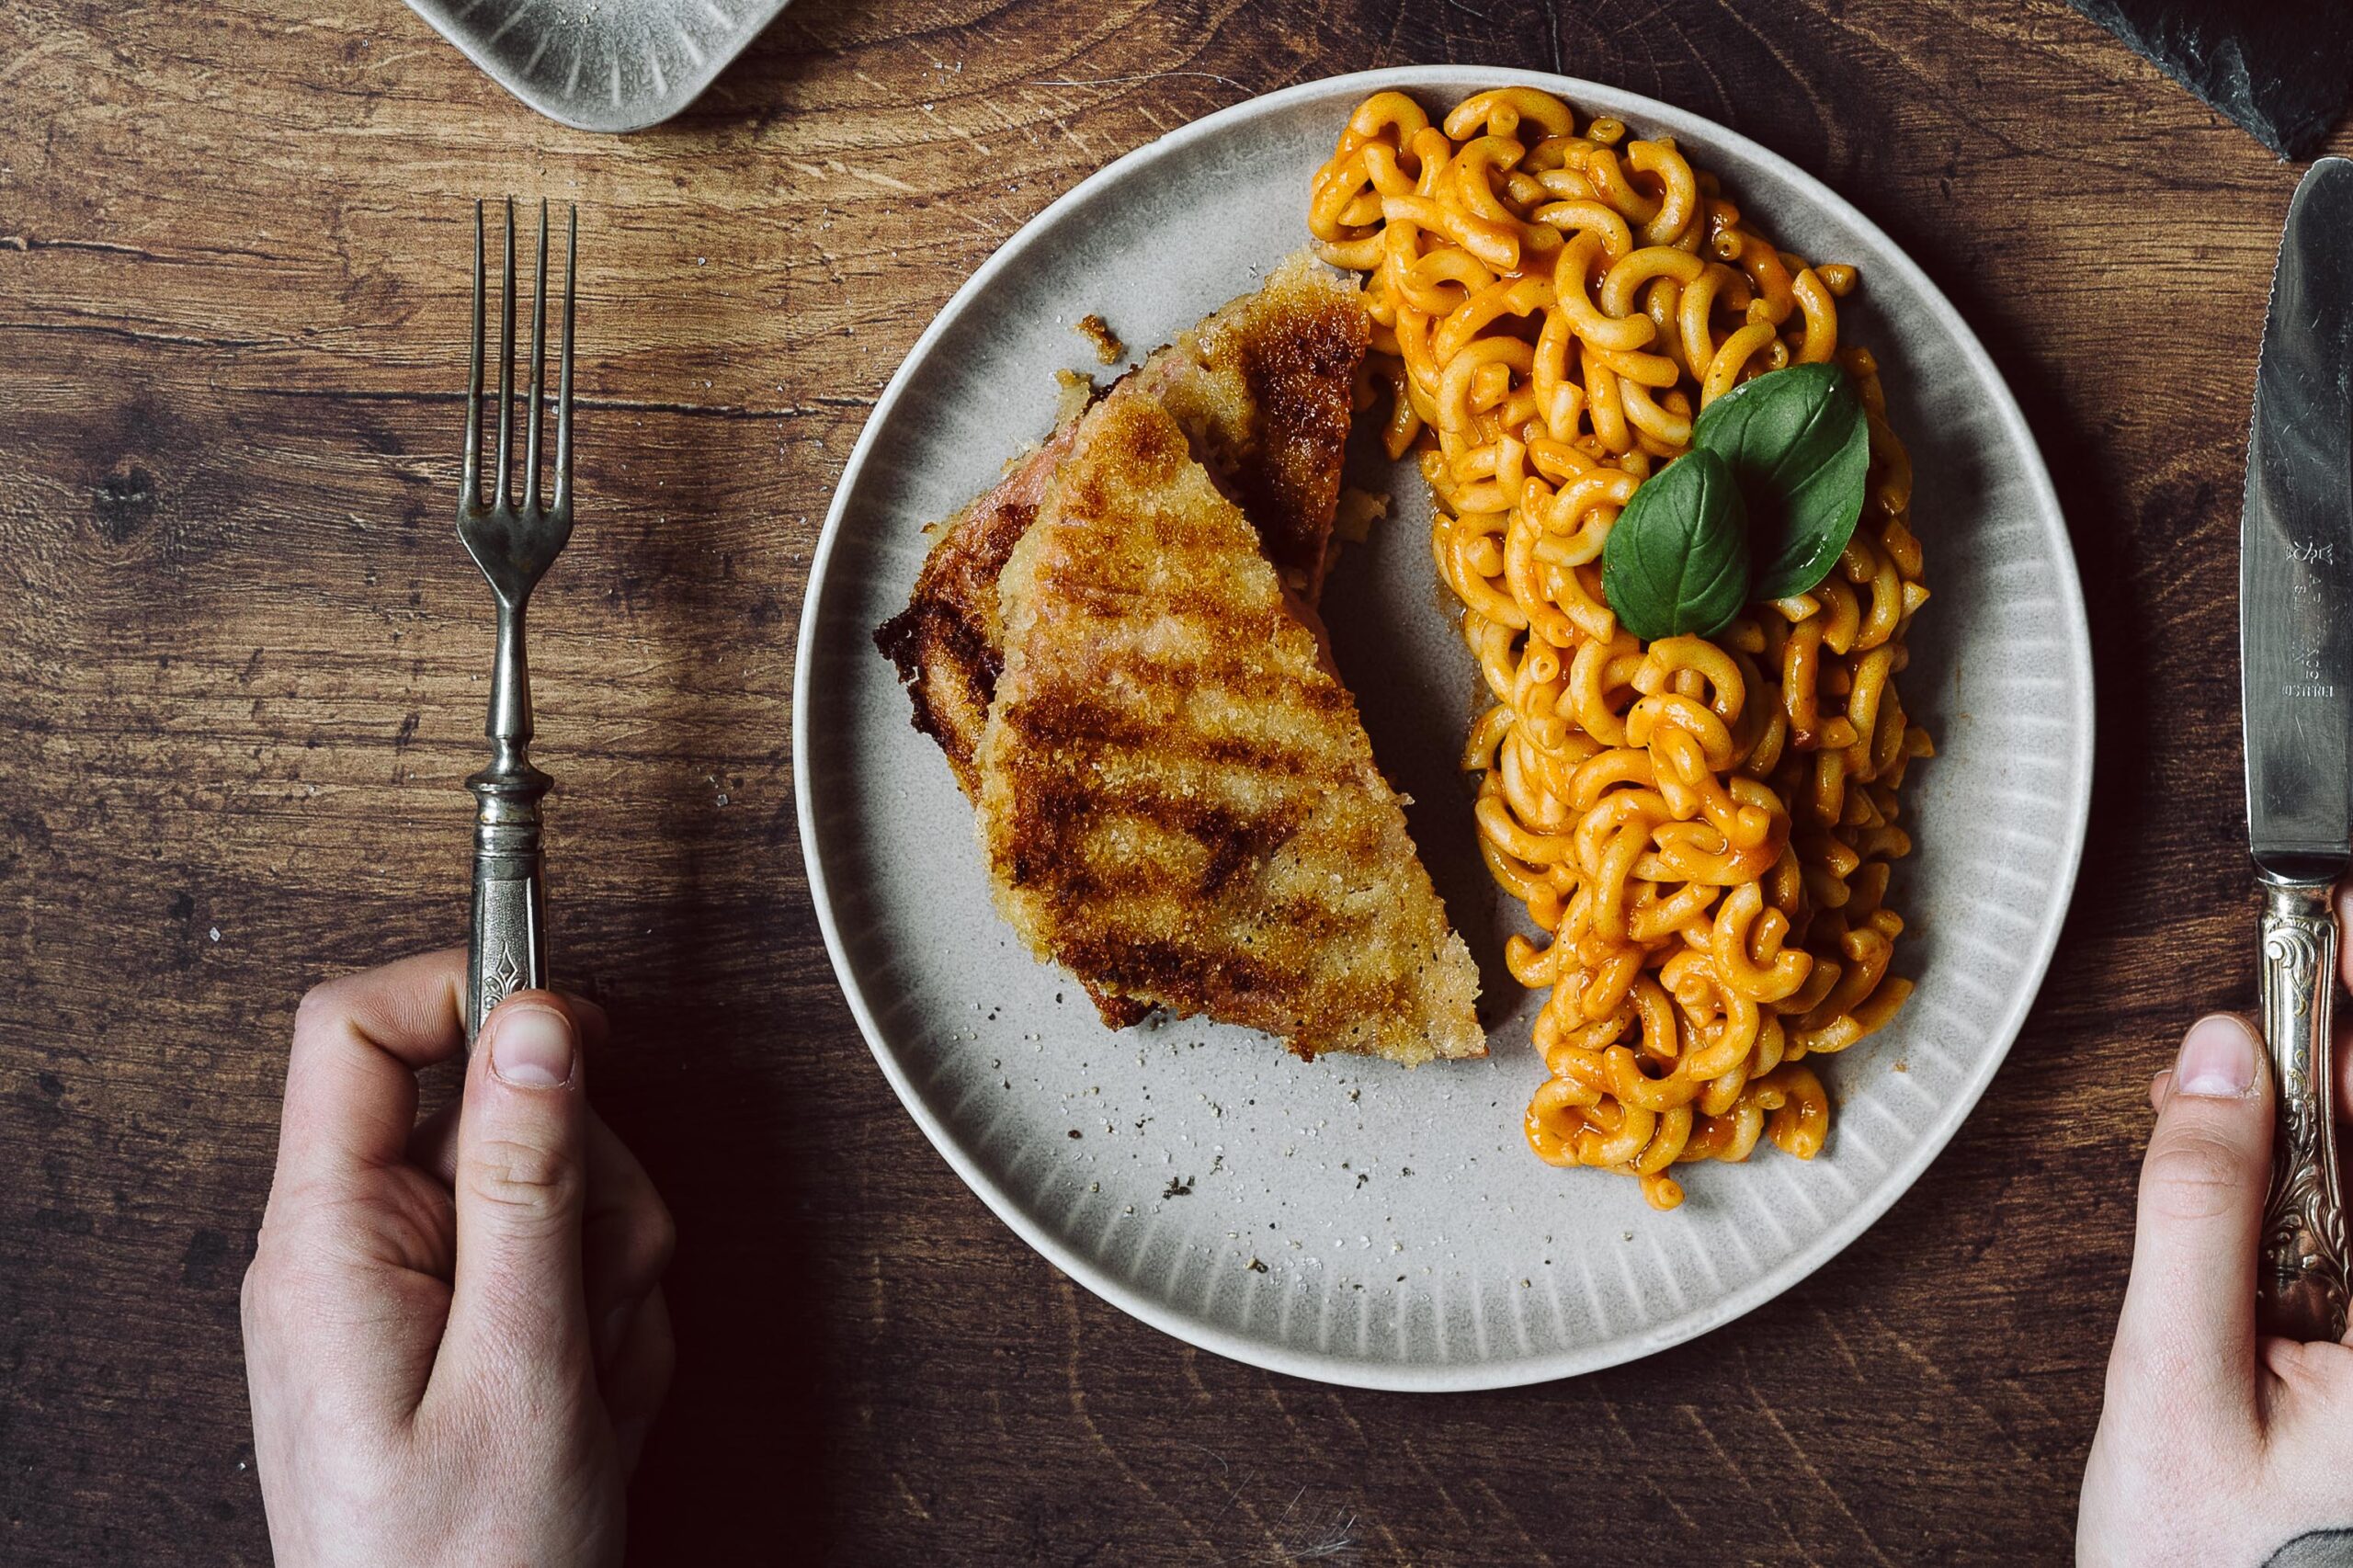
[3,1,2340,1561]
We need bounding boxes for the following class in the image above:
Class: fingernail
[597,1300,639,1366]
[489,1006,575,1088]
[2175,1016,2258,1099]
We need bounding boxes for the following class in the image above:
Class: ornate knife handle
[464,601,550,1046]
[2256,875,2349,1341]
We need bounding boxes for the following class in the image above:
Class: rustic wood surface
[2,0,2344,1561]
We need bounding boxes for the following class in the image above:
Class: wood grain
[1,0,2342,1561]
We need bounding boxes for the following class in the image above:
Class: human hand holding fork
[242,202,674,1568]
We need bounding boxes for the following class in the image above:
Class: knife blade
[2242,154,2353,1342]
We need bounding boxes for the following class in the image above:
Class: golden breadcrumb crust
[976,392,1483,1064]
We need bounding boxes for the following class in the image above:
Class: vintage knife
[2242,155,2353,1342]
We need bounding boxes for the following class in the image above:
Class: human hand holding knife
[2080,157,2353,1563]
[2240,155,2353,1343]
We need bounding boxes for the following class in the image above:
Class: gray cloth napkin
[2068,0,2353,158]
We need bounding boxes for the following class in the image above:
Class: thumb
[2111,1013,2271,1416]
[441,993,591,1393]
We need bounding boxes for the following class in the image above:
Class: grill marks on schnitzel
[977,393,1483,1064]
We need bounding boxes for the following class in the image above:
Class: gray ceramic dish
[402,0,789,131]
[794,65,2094,1391]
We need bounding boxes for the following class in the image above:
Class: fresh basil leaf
[1600,448,1750,642]
[1690,361,1870,600]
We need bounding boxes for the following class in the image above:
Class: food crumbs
[1332,486,1390,546]
[1074,312,1124,365]
[1164,1176,1195,1199]
[1245,1257,1267,1274]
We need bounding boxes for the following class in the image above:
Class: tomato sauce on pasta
[1308,87,1932,1210]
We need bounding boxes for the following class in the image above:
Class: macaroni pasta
[1308,88,1932,1210]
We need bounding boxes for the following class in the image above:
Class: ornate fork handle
[2257,875,2349,1341]
[466,598,550,1041]
[467,773,547,1036]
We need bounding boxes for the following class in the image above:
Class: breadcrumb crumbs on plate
[1074,312,1124,364]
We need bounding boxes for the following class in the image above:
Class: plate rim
[792,62,2096,1391]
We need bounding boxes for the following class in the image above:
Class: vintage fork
[457,197,576,1043]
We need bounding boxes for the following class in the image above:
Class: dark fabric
[2068,0,2353,158]
[2268,1529,2353,1568]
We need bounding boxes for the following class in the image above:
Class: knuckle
[239,1255,272,1328]
[642,1199,677,1275]
[2304,1346,2353,1415]
[2273,1335,2353,1401]
[466,1136,583,1220]
[239,1241,313,1342]
[290,983,343,1040]
[2107,1311,2202,1402]
[2141,1126,2253,1222]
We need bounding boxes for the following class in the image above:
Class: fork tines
[462,197,576,517]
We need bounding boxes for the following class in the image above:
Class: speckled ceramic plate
[402,0,790,132]
[794,66,2093,1391]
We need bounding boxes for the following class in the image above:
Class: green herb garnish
[1600,447,1750,641]
[1688,361,1871,601]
